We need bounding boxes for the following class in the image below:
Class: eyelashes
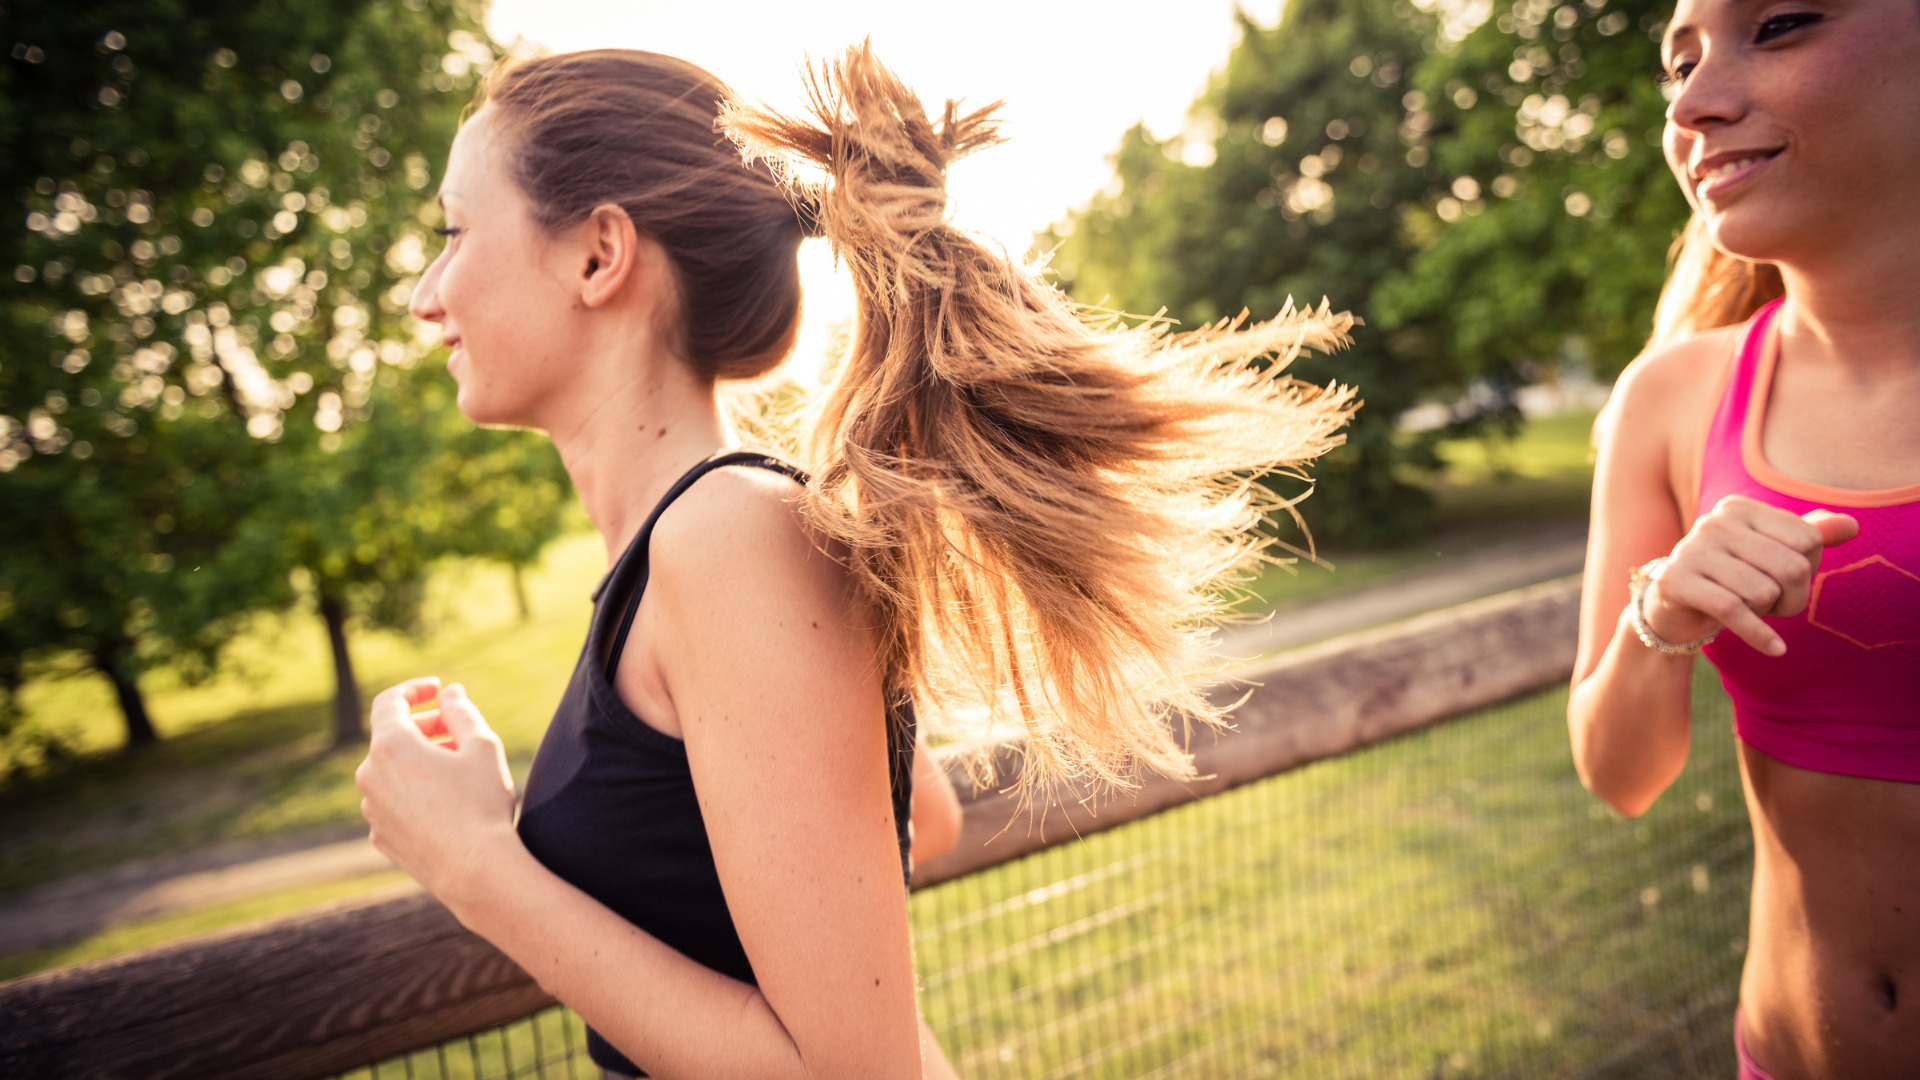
[1657,10,1823,96]
[1754,11,1823,43]
[433,226,461,238]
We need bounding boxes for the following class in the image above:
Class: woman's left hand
[355,678,520,903]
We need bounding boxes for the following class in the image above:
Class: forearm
[443,832,808,1080]
[1568,608,1697,816]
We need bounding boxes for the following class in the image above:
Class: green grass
[909,674,1744,1079]
[0,411,1602,987]
[337,676,1745,1080]
[1240,411,1596,611]
[0,868,411,983]
[0,529,607,898]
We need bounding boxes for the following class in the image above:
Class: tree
[1048,0,1476,546]
[1046,0,1691,545]
[436,422,573,624]
[1374,0,1687,379]
[1,0,570,752]
[246,369,568,746]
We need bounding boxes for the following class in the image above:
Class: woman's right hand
[1643,494,1858,656]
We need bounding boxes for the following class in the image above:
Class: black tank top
[515,451,916,1078]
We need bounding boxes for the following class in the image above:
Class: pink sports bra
[1696,299,1920,783]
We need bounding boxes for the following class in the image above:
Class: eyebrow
[1663,0,1764,56]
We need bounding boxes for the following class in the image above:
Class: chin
[1701,201,1806,267]
[454,385,545,432]
[455,391,511,427]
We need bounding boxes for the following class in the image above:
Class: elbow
[909,771,964,868]
[1576,765,1657,819]
[909,800,962,867]
[1570,731,1675,820]
[1568,705,1671,819]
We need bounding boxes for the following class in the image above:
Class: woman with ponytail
[1569,1,1920,1076]
[351,45,1352,1077]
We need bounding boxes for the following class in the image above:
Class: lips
[1689,148,1781,202]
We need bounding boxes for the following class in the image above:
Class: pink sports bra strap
[1694,299,1920,784]
[1695,300,1776,521]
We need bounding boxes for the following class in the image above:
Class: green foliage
[1376,0,1688,376]
[0,533,602,891]
[0,0,569,748]
[1050,0,1461,546]
[1048,0,1686,546]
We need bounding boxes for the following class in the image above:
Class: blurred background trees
[1376,0,1684,402]
[2,0,1691,758]
[1046,0,1684,546]
[0,0,569,755]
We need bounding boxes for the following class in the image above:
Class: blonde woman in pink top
[1568,0,1920,1077]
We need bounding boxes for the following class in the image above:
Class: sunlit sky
[484,0,1276,376]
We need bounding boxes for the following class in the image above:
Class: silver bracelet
[1628,557,1719,655]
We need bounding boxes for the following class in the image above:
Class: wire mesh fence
[333,1006,594,1079]
[340,672,1749,1080]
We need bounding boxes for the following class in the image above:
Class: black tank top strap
[598,450,808,683]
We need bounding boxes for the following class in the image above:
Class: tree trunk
[510,564,530,623]
[318,591,363,747]
[92,639,157,749]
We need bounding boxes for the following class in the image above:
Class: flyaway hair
[1649,213,1785,349]
[722,45,1359,794]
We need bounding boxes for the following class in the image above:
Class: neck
[1776,236,1920,381]
[541,341,733,566]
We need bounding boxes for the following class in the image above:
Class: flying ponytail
[722,45,1358,793]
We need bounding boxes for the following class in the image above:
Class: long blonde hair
[723,46,1357,792]
[1648,213,1785,348]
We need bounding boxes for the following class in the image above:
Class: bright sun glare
[484,0,1267,382]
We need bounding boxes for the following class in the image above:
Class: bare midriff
[1739,743,1920,1080]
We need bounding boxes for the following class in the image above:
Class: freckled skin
[385,103,959,1075]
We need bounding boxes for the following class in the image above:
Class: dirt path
[1212,520,1588,662]
[0,827,388,955]
[0,521,1589,959]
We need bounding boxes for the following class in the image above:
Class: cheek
[1774,29,1917,173]
[1662,122,1695,203]
[441,251,524,347]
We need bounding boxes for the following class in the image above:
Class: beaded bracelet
[1628,557,1719,655]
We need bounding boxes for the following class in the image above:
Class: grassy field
[1241,410,1595,610]
[0,411,1598,978]
[908,676,1745,1080]
[0,869,411,982]
[0,530,606,897]
[333,676,1747,1080]
[10,407,1745,1079]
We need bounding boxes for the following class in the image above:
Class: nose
[409,248,447,325]
[1665,54,1749,139]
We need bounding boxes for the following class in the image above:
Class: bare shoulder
[641,462,885,747]
[1598,324,1742,442]
[647,463,829,593]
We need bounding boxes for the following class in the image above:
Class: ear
[576,202,639,309]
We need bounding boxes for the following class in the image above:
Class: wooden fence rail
[0,576,1581,1080]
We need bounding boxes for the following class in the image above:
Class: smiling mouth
[1691,150,1780,199]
